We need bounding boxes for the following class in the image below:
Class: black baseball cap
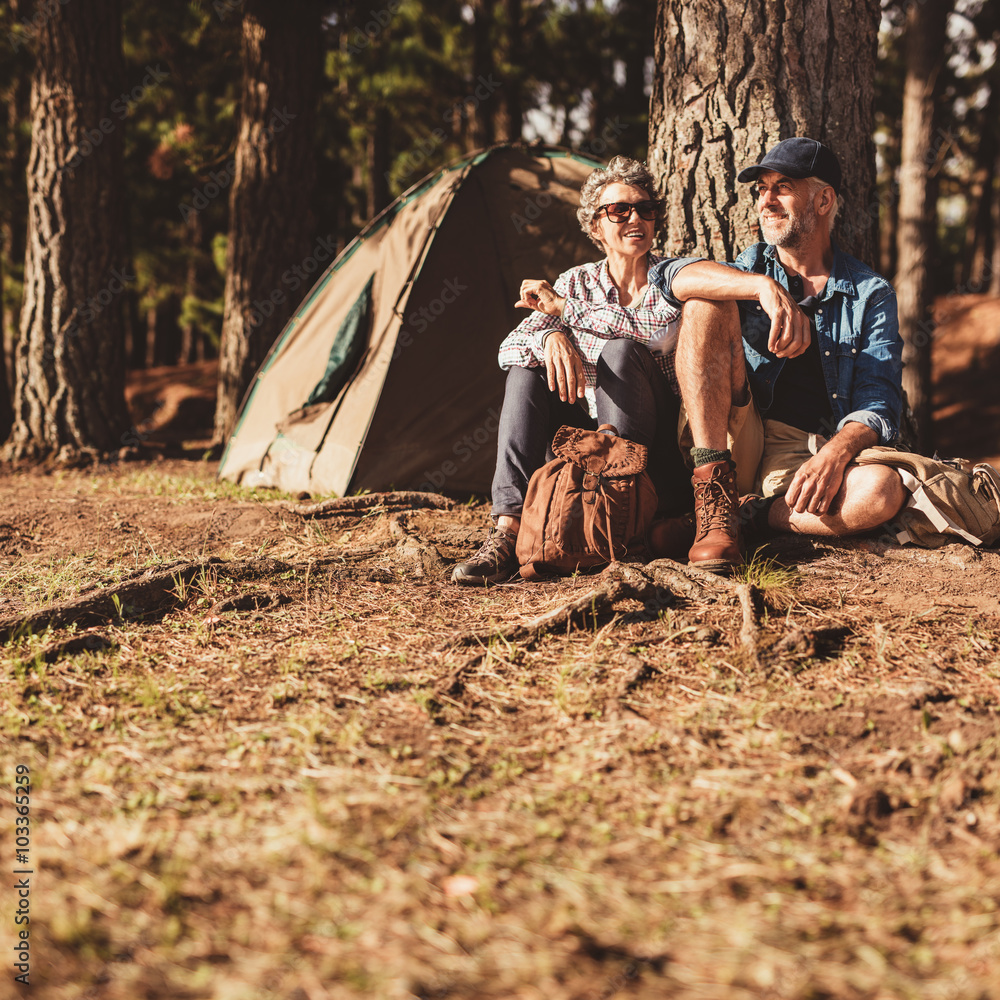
[737,137,842,195]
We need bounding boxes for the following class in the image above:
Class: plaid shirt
[497,253,680,418]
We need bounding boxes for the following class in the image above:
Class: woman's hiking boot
[451,526,519,585]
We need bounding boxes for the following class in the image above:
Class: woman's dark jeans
[490,339,691,518]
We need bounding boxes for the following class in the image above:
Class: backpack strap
[894,467,984,546]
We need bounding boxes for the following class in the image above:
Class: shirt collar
[763,241,854,301]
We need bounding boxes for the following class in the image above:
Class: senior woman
[452,155,690,585]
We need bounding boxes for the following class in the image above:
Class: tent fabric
[217,143,604,498]
[304,274,373,408]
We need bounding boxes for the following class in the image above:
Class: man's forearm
[819,420,878,466]
[672,260,774,303]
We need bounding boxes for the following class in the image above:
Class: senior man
[651,136,907,542]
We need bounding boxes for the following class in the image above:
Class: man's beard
[760,204,818,249]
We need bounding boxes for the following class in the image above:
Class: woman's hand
[543,330,586,402]
[517,279,566,317]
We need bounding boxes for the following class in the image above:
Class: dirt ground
[0,296,997,999]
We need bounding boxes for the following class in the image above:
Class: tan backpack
[516,424,658,580]
[854,448,1000,548]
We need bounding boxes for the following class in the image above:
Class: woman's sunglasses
[598,200,659,223]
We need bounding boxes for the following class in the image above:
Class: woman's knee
[597,338,646,375]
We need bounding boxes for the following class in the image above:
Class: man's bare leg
[674,299,747,449]
[768,465,906,536]
[674,298,747,572]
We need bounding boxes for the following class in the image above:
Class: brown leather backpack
[515,424,658,580]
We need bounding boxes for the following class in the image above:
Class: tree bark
[0,0,32,443]
[213,0,322,444]
[4,0,132,462]
[366,104,391,218]
[494,0,523,143]
[648,0,881,266]
[878,126,900,281]
[894,0,950,455]
[471,0,496,149]
[179,210,202,364]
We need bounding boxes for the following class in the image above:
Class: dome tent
[218,143,603,498]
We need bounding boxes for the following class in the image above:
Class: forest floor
[0,295,997,1000]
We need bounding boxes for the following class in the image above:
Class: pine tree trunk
[0,261,10,445]
[367,105,391,219]
[4,0,132,463]
[493,0,523,143]
[179,211,201,364]
[471,0,496,149]
[648,0,880,266]
[878,127,900,281]
[895,0,950,455]
[1,0,33,444]
[991,159,1000,297]
[213,0,322,444]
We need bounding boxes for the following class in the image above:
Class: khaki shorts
[758,419,830,497]
[677,395,764,496]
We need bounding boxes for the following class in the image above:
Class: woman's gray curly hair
[577,155,663,250]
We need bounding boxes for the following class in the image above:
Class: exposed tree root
[734,581,760,667]
[436,559,759,698]
[0,557,294,642]
[277,491,455,517]
[436,575,640,697]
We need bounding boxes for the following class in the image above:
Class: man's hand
[517,279,566,317]
[543,329,585,402]
[758,278,811,359]
[784,448,849,515]
[784,423,879,516]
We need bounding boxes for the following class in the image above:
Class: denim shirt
[650,243,903,445]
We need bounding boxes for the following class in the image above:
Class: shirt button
[852,348,857,354]
[832,393,838,399]
[817,308,823,314]
[825,350,831,356]
[756,305,762,311]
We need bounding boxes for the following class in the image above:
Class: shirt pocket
[832,337,860,401]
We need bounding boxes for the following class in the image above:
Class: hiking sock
[691,447,731,469]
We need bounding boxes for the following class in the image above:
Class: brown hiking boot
[688,459,742,573]
[451,526,519,585]
[648,512,696,561]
